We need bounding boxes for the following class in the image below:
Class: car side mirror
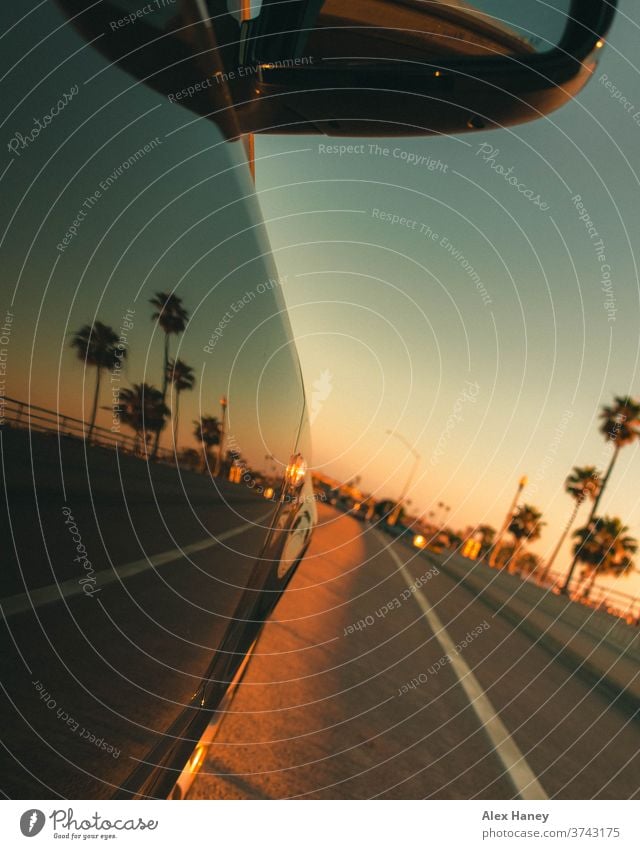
[55,0,616,137]
[235,0,616,135]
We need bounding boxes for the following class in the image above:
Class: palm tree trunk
[539,498,581,585]
[590,444,619,520]
[561,444,621,593]
[161,333,169,400]
[151,333,170,460]
[505,539,522,573]
[173,390,180,450]
[582,567,599,600]
[88,367,102,441]
[573,572,587,596]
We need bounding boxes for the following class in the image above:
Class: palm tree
[119,383,169,455]
[166,358,195,449]
[178,447,201,471]
[505,504,545,573]
[571,516,637,600]
[149,292,189,457]
[477,524,496,558]
[539,466,600,584]
[518,552,541,577]
[70,321,124,440]
[193,415,222,470]
[562,396,640,592]
[594,396,640,512]
[495,544,514,569]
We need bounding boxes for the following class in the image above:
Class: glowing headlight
[285,453,306,486]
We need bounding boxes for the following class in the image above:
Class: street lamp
[385,429,421,526]
[214,395,228,476]
[488,475,527,568]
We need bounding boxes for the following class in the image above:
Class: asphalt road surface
[189,504,640,800]
[1,428,276,798]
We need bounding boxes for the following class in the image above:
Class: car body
[0,0,314,799]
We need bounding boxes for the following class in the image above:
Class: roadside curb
[419,549,640,721]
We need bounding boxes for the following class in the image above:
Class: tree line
[483,396,640,596]
[71,306,640,598]
[70,292,225,468]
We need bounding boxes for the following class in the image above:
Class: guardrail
[1,395,178,463]
[382,516,640,626]
[543,568,640,625]
[486,557,640,625]
[422,546,640,711]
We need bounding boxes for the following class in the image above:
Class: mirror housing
[235,0,616,135]
[55,0,616,138]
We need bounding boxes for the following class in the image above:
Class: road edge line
[379,532,548,801]
[2,519,260,618]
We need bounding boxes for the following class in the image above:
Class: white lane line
[1,519,262,619]
[382,536,548,801]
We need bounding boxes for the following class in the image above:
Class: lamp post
[264,453,278,484]
[385,429,421,526]
[488,475,527,568]
[214,395,227,476]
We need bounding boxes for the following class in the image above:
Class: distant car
[413,534,428,550]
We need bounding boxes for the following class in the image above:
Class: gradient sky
[0,1,306,478]
[253,0,640,591]
[2,0,640,595]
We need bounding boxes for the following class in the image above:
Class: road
[1,428,276,798]
[189,504,640,799]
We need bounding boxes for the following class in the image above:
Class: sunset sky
[253,1,640,589]
[2,0,639,594]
